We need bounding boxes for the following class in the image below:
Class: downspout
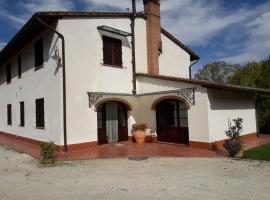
[189,59,200,79]
[36,16,68,153]
[131,0,137,95]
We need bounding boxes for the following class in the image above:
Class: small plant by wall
[223,118,243,157]
[40,141,55,164]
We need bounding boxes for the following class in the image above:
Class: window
[18,54,22,78]
[7,104,12,125]
[35,98,44,128]
[102,36,122,67]
[34,38,43,69]
[157,100,188,128]
[6,63,11,83]
[20,101,25,126]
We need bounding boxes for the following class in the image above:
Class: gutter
[131,0,137,95]
[189,58,200,79]
[35,16,68,153]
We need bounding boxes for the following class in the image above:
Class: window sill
[34,65,44,71]
[102,63,123,69]
[7,124,12,126]
[7,81,11,85]
[36,126,45,130]
[18,76,22,79]
[19,124,24,127]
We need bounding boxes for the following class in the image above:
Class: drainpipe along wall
[36,16,68,152]
[189,59,200,79]
[131,0,137,95]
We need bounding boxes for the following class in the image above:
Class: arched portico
[155,97,189,144]
[96,99,130,144]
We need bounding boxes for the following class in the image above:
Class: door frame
[156,99,189,144]
[97,101,129,144]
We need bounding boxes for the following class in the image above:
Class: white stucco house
[0,0,269,152]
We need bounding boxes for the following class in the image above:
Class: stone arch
[151,95,191,110]
[95,97,132,111]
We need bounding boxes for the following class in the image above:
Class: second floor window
[34,38,43,68]
[102,36,122,67]
[6,63,11,83]
[36,98,45,128]
[18,54,22,78]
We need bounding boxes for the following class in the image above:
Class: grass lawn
[242,143,270,161]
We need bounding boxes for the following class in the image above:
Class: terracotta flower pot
[134,130,146,144]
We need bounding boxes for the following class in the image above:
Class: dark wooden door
[156,100,189,144]
[118,103,128,141]
[97,102,128,144]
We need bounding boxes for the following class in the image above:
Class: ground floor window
[35,98,44,128]
[20,101,25,126]
[7,104,12,125]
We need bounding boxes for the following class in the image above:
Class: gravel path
[0,144,270,200]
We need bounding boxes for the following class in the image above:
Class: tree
[229,62,264,88]
[230,59,270,133]
[194,61,240,83]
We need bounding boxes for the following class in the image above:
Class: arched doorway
[97,101,128,144]
[156,99,189,144]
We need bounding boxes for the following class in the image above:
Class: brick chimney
[144,0,161,75]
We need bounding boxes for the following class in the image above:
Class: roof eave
[136,73,270,95]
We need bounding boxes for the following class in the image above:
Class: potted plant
[223,118,243,157]
[131,123,147,144]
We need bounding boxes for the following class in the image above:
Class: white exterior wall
[55,16,195,145]
[137,76,210,143]
[59,17,138,144]
[135,18,148,74]
[207,89,257,142]
[0,29,63,144]
[159,34,191,79]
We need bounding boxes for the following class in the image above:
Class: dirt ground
[0,144,270,200]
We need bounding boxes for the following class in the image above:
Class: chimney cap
[143,0,160,5]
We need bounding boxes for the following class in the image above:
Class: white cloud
[0,0,75,28]
[0,0,269,65]
[82,0,144,11]
[0,42,7,50]
[161,0,269,45]
[18,0,74,13]
[224,11,270,63]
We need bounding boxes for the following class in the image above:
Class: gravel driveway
[0,144,270,200]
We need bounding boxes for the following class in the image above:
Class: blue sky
[0,0,270,73]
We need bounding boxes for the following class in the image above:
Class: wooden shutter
[97,104,107,144]
[20,102,25,126]
[113,39,122,66]
[102,36,122,67]
[35,38,43,68]
[7,104,12,125]
[103,36,112,65]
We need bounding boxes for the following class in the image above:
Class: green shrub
[223,118,243,157]
[40,141,55,164]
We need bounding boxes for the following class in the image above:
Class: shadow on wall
[208,89,255,110]
[0,25,61,86]
[137,76,197,92]
[98,29,131,48]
